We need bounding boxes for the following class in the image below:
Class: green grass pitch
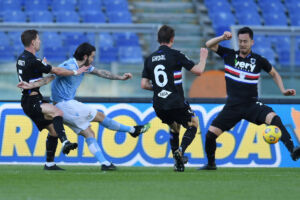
[0,165,299,200]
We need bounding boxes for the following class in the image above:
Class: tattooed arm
[90,68,132,80]
[17,75,55,89]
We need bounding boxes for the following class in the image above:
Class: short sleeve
[216,45,235,59]
[88,66,95,73]
[32,58,52,74]
[176,51,195,71]
[142,57,150,79]
[260,56,272,73]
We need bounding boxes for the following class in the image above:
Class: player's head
[73,42,96,67]
[157,25,175,46]
[237,27,254,55]
[21,29,41,51]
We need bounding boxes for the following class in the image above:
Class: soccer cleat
[173,149,184,172]
[197,164,217,170]
[130,123,151,138]
[291,146,300,161]
[183,156,188,164]
[44,164,65,171]
[101,163,117,171]
[62,141,78,154]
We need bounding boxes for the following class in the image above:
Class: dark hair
[238,27,253,39]
[157,25,175,44]
[73,42,96,61]
[21,29,38,47]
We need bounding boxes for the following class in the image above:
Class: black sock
[180,126,197,153]
[46,134,58,162]
[53,116,67,143]
[205,131,218,165]
[170,131,179,154]
[271,116,294,153]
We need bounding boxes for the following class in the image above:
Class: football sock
[46,134,58,162]
[205,131,218,165]
[180,126,197,153]
[271,116,294,153]
[53,116,67,142]
[86,137,109,164]
[101,117,132,133]
[170,130,179,154]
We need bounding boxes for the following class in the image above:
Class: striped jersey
[142,45,195,109]
[216,45,272,104]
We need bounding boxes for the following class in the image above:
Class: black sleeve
[142,57,150,79]
[31,58,52,74]
[260,56,272,73]
[216,45,235,59]
[176,51,195,71]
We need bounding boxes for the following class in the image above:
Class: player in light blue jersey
[18,42,150,171]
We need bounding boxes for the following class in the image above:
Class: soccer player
[19,42,150,171]
[199,27,300,170]
[141,25,208,172]
[16,29,88,170]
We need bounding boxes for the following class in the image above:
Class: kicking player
[19,42,150,171]
[16,29,88,170]
[199,27,300,170]
[141,25,208,172]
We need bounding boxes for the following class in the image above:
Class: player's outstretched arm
[90,68,132,80]
[206,31,232,52]
[141,78,153,91]
[190,48,208,76]
[17,75,55,89]
[269,67,296,96]
[51,66,89,76]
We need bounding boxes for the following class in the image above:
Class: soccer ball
[262,125,282,144]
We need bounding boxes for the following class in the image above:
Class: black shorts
[212,101,274,131]
[154,104,195,128]
[21,94,52,131]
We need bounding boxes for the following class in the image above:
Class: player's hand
[223,31,232,40]
[121,73,132,80]
[17,81,32,89]
[77,66,90,75]
[200,48,208,60]
[283,89,296,96]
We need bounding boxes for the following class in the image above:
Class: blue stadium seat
[52,0,77,12]
[296,50,300,66]
[99,47,118,63]
[0,46,15,62]
[259,1,285,14]
[43,46,68,62]
[28,11,53,23]
[231,0,258,13]
[107,11,132,23]
[104,0,129,13]
[252,47,276,66]
[79,0,102,12]
[41,32,64,48]
[80,11,106,23]
[263,13,287,26]
[62,32,89,46]
[24,0,49,11]
[253,35,272,49]
[99,33,115,48]
[0,32,11,47]
[0,0,22,11]
[219,40,231,48]
[210,12,236,36]
[206,0,231,13]
[2,11,27,22]
[114,33,139,47]
[55,11,80,23]
[118,46,143,63]
[235,12,261,25]
[277,49,291,66]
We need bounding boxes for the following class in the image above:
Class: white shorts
[55,100,97,134]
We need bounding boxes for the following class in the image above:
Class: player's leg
[199,105,241,170]
[93,111,150,138]
[80,127,116,171]
[41,103,77,154]
[169,122,181,155]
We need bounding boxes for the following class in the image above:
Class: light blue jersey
[51,58,94,102]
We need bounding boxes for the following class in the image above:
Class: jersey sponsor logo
[17,60,25,67]
[158,89,172,98]
[234,60,256,72]
[152,55,166,62]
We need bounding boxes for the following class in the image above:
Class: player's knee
[206,130,218,140]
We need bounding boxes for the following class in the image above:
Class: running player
[199,27,300,170]
[16,29,88,170]
[141,25,208,172]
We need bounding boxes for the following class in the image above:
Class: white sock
[102,161,111,166]
[129,127,135,133]
[45,162,55,167]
